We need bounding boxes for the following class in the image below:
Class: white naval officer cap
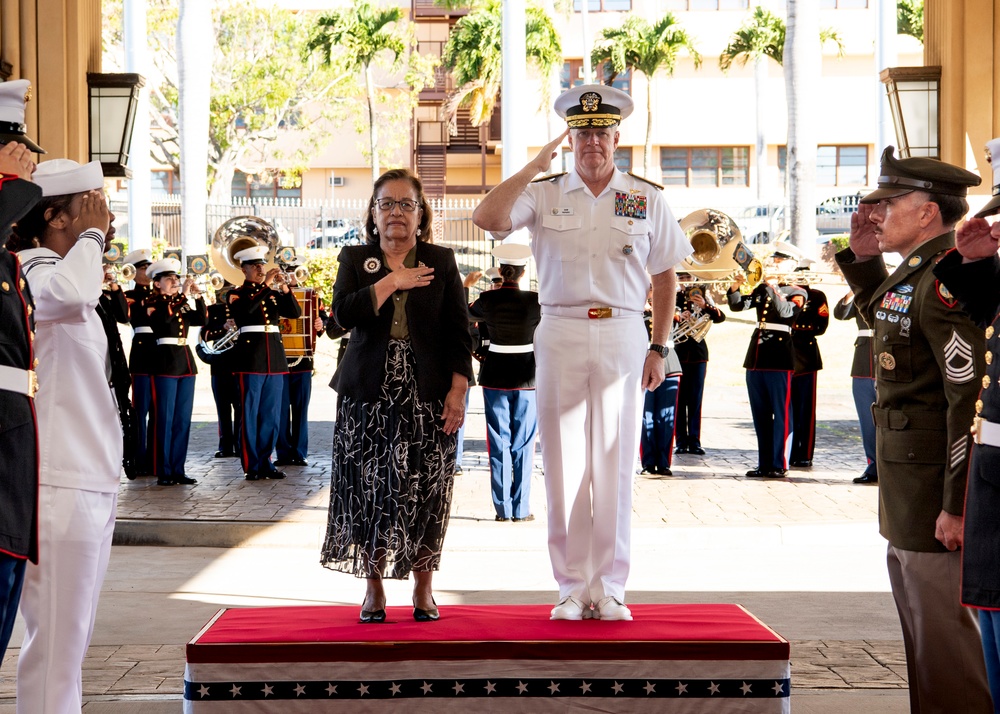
[146,258,182,281]
[234,245,269,265]
[123,248,152,266]
[32,159,104,197]
[976,137,1000,218]
[554,84,634,128]
[0,79,45,153]
[491,242,532,266]
[768,240,803,261]
[484,266,502,282]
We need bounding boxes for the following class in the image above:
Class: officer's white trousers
[17,485,117,714]
[535,314,647,605]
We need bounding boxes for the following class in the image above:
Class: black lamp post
[880,66,942,159]
[87,72,145,178]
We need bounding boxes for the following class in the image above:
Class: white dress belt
[489,343,533,354]
[973,417,1000,447]
[0,365,38,398]
[541,306,643,319]
[858,329,874,338]
[133,327,154,335]
[757,322,791,333]
[239,325,280,334]
[157,337,187,346]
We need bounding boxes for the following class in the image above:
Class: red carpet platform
[184,603,790,712]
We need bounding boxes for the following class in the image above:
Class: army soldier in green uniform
[836,146,991,714]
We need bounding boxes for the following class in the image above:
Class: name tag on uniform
[615,192,647,219]
[551,207,575,216]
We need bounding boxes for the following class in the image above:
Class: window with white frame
[663,0,750,10]
[660,147,749,187]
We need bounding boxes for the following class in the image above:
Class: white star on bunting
[326,683,338,696]
[612,682,624,695]
[358,683,370,697]
[229,684,242,697]
[262,684,273,697]
[708,682,721,695]
[198,685,210,698]
[421,682,433,695]
[294,683,306,696]
[516,681,529,694]
[580,681,592,694]
[452,682,465,695]
[644,682,656,695]
[740,682,753,695]
[675,682,688,695]
[390,683,402,696]
[485,681,497,694]
[548,681,560,694]
[772,681,785,695]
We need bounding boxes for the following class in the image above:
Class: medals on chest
[614,191,647,219]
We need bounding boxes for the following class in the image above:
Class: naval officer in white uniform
[12,159,124,713]
[473,85,691,621]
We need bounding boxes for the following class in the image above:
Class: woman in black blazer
[320,168,473,623]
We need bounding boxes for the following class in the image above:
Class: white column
[875,0,898,155]
[581,0,592,84]
[124,0,151,252]
[501,0,527,180]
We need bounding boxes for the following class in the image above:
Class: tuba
[210,215,281,288]
[679,209,763,294]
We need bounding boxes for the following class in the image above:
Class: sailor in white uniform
[13,159,125,714]
[473,85,691,621]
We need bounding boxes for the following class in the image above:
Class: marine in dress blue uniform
[727,276,804,477]
[0,124,42,659]
[933,135,1000,707]
[123,249,155,476]
[229,245,301,480]
[673,282,725,455]
[832,291,877,483]
[789,270,829,468]
[639,291,681,475]
[468,243,541,522]
[145,258,206,486]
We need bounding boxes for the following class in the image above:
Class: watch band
[649,343,666,356]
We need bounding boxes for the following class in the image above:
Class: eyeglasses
[374,198,419,213]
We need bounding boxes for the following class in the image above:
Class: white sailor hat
[33,159,104,197]
[146,258,182,281]
[491,242,532,266]
[976,137,1000,218]
[769,240,803,261]
[0,80,44,153]
[555,84,634,128]
[484,266,502,282]
[234,245,269,265]
[124,248,152,266]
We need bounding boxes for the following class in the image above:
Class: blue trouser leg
[240,374,263,473]
[483,388,513,518]
[747,370,792,471]
[455,389,470,468]
[978,609,1000,712]
[509,389,538,520]
[677,361,706,449]
[170,376,196,475]
[153,376,183,476]
[641,376,679,470]
[0,554,25,660]
[289,371,311,460]
[790,371,817,462]
[132,374,153,472]
[276,374,292,460]
[852,376,877,476]
[257,374,283,473]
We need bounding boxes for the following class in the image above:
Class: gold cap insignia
[581,92,601,112]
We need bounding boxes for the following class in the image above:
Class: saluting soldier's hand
[0,142,35,181]
[74,191,111,237]
[462,270,482,288]
[849,203,881,258]
[530,129,569,175]
[955,217,999,261]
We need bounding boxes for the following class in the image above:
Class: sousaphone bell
[679,209,763,293]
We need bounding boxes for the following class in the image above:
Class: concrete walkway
[0,297,915,711]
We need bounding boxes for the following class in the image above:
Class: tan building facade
[0,0,102,162]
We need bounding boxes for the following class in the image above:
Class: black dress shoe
[291,458,308,467]
[264,470,286,480]
[244,471,259,481]
[512,514,535,522]
[214,451,225,458]
[766,469,787,478]
[174,475,197,485]
[222,451,239,458]
[745,468,767,478]
[413,599,440,622]
[690,446,706,456]
[156,476,175,486]
[454,465,464,474]
[359,608,386,624]
[853,472,878,484]
[273,458,292,467]
[674,445,690,455]
[790,460,812,468]
[657,466,673,476]
[495,515,510,522]
[639,466,655,475]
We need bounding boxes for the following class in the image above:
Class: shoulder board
[627,172,664,190]
[531,172,566,183]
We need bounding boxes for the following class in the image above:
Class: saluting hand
[529,128,569,175]
[849,203,881,258]
[74,191,111,237]
[0,142,35,181]
[955,217,1000,262]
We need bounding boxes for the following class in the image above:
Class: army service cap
[555,84,633,128]
[861,146,981,203]
[975,137,1000,218]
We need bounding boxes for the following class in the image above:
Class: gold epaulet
[531,172,566,183]
[628,172,664,190]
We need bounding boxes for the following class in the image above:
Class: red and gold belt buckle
[588,307,613,319]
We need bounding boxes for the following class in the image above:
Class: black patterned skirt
[321,340,457,579]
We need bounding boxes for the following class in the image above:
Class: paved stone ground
[0,283,915,704]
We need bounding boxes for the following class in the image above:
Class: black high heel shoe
[412,597,439,622]
[359,603,387,623]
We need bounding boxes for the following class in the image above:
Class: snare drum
[280,287,316,360]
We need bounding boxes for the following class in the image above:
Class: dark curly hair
[364,168,433,244]
[7,194,75,252]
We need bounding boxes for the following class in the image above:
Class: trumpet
[102,262,136,289]
[192,272,226,292]
[274,265,309,286]
[671,312,713,344]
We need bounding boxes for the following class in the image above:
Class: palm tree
[440,0,561,132]
[591,14,701,178]
[307,0,406,185]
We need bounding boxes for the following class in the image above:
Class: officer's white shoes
[593,596,632,621]
[550,596,593,620]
